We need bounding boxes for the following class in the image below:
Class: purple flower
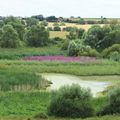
[23,56,96,63]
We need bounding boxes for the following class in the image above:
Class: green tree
[0,25,20,48]
[84,25,112,51]
[25,25,49,47]
[26,17,39,27]
[48,84,94,118]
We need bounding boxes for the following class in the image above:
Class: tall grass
[1,60,120,76]
[0,71,49,91]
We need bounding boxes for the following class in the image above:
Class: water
[41,73,111,97]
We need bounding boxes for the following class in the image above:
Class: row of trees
[62,24,120,59]
[0,16,49,48]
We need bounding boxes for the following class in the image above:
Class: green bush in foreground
[98,87,120,115]
[48,84,94,118]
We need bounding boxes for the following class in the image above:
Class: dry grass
[48,22,104,31]
[50,31,69,39]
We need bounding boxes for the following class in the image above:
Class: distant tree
[25,25,49,47]
[0,24,20,48]
[78,18,86,24]
[32,14,44,21]
[8,22,25,41]
[84,25,120,51]
[40,20,48,26]
[4,16,21,24]
[53,26,61,31]
[0,20,4,28]
[84,25,104,51]
[67,28,85,40]
[46,16,58,22]
[26,17,39,27]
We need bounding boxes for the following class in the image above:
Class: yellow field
[48,22,104,31]
[50,31,69,39]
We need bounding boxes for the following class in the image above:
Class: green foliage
[67,39,98,57]
[48,84,94,118]
[68,40,80,56]
[61,40,69,50]
[67,28,85,40]
[0,24,20,48]
[25,25,49,47]
[84,25,120,51]
[78,46,99,57]
[109,51,120,61]
[34,112,48,119]
[78,18,86,24]
[98,88,120,115]
[40,20,48,26]
[101,44,120,58]
[53,26,61,31]
[26,17,39,27]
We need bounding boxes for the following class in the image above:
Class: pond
[41,73,111,97]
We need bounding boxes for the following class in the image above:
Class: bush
[102,44,120,58]
[109,51,120,61]
[53,26,61,31]
[78,46,99,57]
[98,87,120,116]
[34,112,48,119]
[68,40,80,56]
[48,84,94,118]
[61,40,69,50]
[50,37,63,45]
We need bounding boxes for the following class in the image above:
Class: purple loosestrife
[23,56,96,63]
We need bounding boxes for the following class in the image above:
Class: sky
[0,0,120,18]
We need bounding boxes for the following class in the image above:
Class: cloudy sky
[0,0,120,18]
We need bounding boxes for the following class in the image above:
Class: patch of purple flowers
[23,56,96,63]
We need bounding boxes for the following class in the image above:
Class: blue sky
[0,0,120,18]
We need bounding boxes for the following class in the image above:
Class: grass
[0,92,50,117]
[1,60,120,76]
[0,45,65,60]
[0,71,49,91]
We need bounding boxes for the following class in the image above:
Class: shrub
[34,112,48,119]
[50,37,63,45]
[68,40,80,56]
[98,87,120,116]
[61,40,69,50]
[109,51,120,61]
[78,46,99,57]
[48,84,94,118]
[102,44,120,58]
[53,26,61,31]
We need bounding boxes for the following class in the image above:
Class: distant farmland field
[48,22,104,31]
[50,31,69,39]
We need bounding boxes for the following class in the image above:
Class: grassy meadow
[0,21,120,120]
